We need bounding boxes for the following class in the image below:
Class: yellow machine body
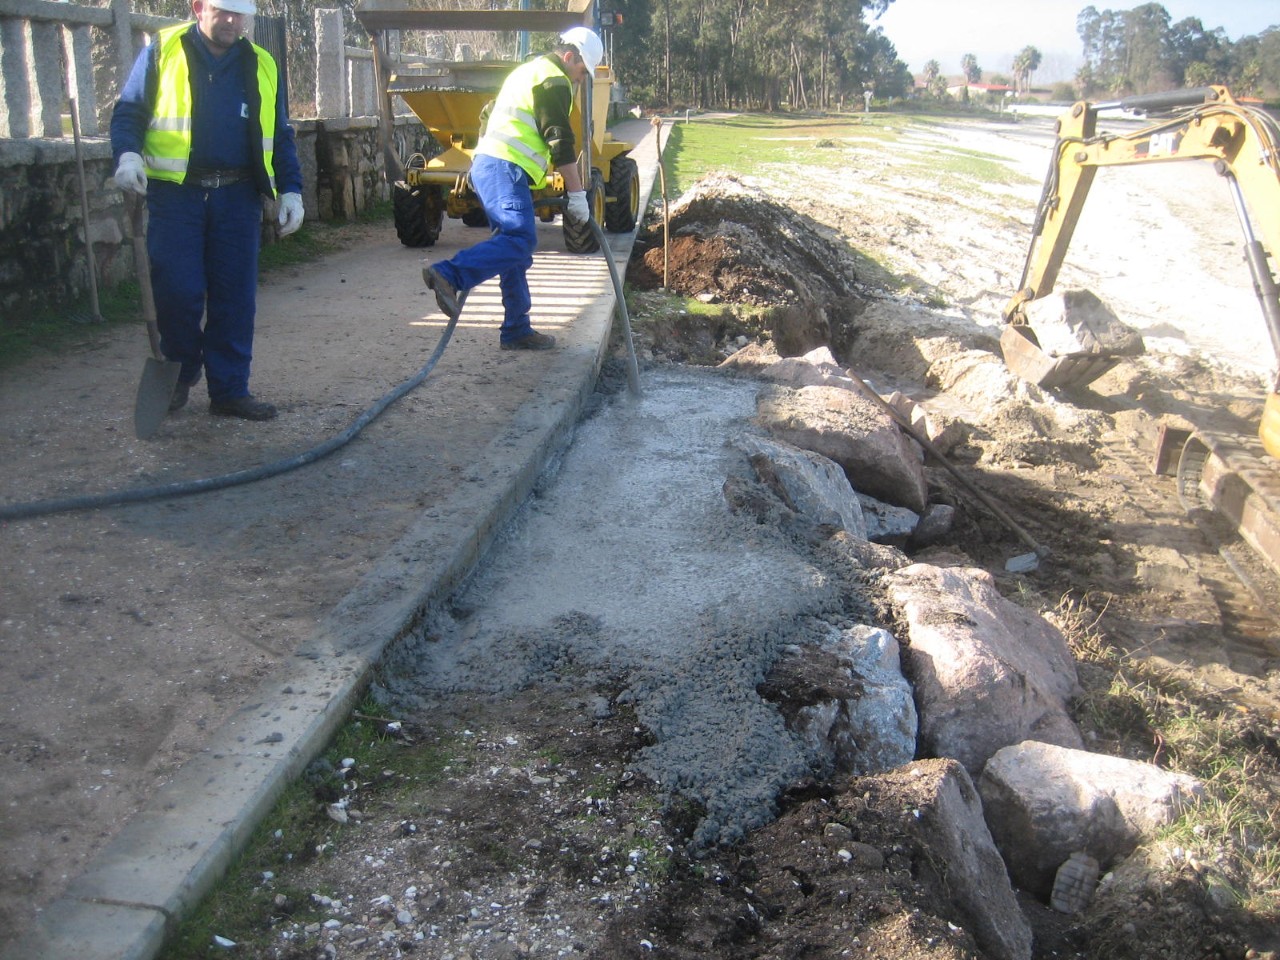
[355,0,641,253]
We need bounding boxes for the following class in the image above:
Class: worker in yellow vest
[111,0,303,421]
[424,26,603,351]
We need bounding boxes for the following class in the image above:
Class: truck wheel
[604,156,639,233]
[393,182,444,247]
[563,169,606,254]
[462,208,490,228]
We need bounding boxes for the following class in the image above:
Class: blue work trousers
[437,153,538,343]
[147,179,262,401]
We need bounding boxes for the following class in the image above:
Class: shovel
[128,195,182,439]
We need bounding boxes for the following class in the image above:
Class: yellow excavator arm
[1002,85,1280,458]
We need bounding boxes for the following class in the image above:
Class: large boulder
[734,434,867,540]
[979,740,1204,898]
[1023,289,1145,358]
[885,563,1083,775]
[724,346,966,454]
[721,344,847,389]
[873,760,1033,960]
[756,384,928,513]
[759,625,916,775]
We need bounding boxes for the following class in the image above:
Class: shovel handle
[127,194,163,360]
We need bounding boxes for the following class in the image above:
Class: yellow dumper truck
[354,0,639,254]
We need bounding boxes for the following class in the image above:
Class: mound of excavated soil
[628,173,870,358]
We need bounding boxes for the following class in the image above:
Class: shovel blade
[134,357,182,439]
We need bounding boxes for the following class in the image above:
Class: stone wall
[0,115,433,323]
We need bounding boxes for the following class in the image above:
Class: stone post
[64,24,98,135]
[98,0,138,132]
[315,8,345,119]
[348,55,374,117]
[30,19,63,137]
[108,0,137,77]
[1,17,32,138]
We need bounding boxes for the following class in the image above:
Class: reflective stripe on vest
[144,23,278,190]
[477,57,572,189]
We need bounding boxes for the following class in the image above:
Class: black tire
[563,168,606,254]
[393,182,444,247]
[604,156,639,233]
[461,207,490,228]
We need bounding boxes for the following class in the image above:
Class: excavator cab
[1001,86,1280,595]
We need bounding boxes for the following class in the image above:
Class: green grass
[656,112,1031,200]
[657,113,905,196]
[161,699,454,959]
[0,282,142,372]
[646,111,1029,310]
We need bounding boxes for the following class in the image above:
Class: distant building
[945,81,1013,98]
[909,76,1015,99]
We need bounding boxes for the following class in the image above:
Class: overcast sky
[872,0,1279,82]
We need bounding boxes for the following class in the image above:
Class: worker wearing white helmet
[560,25,604,73]
[423,26,605,351]
[205,0,256,15]
[110,0,303,420]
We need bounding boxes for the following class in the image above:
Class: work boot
[423,263,462,320]
[209,395,278,421]
[169,380,192,412]
[500,330,556,351]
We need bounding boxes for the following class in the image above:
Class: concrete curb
[2,119,663,960]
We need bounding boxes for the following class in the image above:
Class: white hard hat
[560,26,603,73]
[208,0,256,14]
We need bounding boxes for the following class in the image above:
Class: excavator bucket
[999,325,1133,389]
[1000,289,1145,390]
[998,84,1280,610]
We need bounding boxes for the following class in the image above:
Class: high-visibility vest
[143,23,278,193]
[477,56,573,189]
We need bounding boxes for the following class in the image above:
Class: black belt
[187,168,252,188]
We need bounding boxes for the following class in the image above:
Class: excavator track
[1174,429,1280,636]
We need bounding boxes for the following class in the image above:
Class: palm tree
[923,59,941,98]
[1012,45,1042,96]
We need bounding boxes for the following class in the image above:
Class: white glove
[114,152,147,195]
[565,190,590,223]
[277,192,304,236]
